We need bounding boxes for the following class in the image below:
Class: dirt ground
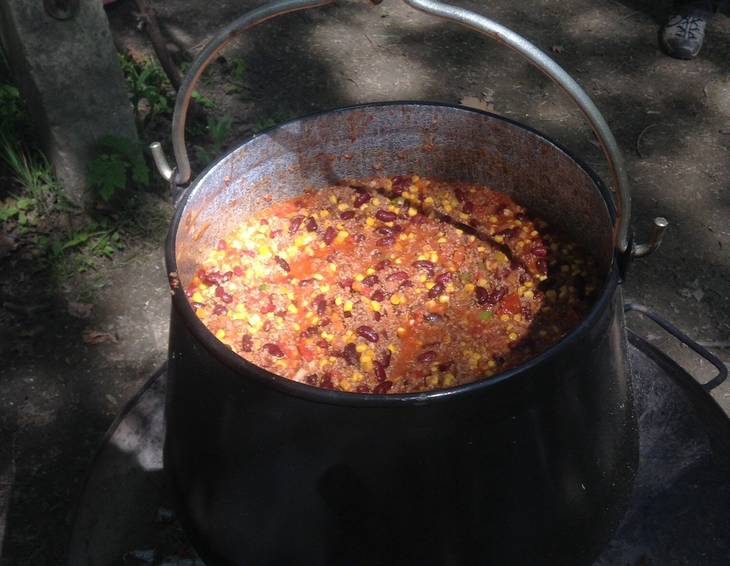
[0,0,728,564]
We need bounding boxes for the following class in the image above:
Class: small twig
[133,0,181,90]
[635,123,658,158]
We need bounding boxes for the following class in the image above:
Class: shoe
[661,14,706,60]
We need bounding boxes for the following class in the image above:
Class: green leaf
[479,309,493,321]
[0,205,18,221]
[62,231,90,250]
[16,197,32,210]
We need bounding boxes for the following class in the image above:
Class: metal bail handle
[150,0,668,261]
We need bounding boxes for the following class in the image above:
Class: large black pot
[155,1,665,564]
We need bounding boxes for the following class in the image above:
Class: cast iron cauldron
[151,1,668,564]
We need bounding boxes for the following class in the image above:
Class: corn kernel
[337,203,348,211]
[192,291,204,303]
[215,329,226,340]
[438,294,449,303]
[408,207,418,217]
[396,327,406,336]
[524,290,534,299]
[287,304,298,314]
[343,300,353,312]
[500,314,510,322]
[371,301,381,312]
[509,332,518,341]
[464,283,475,293]
[356,343,367,353]
[366,268,376,275]
[390,294,402,305]
[335,296,343,306]
[487,360,496,368]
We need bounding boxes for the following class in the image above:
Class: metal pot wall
[153,1,667,564]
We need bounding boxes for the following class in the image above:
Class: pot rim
[165,100,619,407]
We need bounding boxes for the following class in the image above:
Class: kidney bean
[354,193,371,208]
[299,278,315,287]
[418,351,437,364]
[316,339,329,349]
[475,286,489,305]
[313,294,327,316]
[202,270,221,286]
[305,374,318,385]
[478,286,507,306]
[340,210,355,220]
[427,281,445,299]
[536,258,548,274]
[356,385,371,393]
[323,226,337,245]
[260,218,269,225]
[375,210,397,222]
[391,176,409,195]
[373,361,387,382]
[263,343,284,358]
[343,343,359,366]
[319,317,331,326]
[409,214,426,226]
[374,259,392,271]
[386,271,409,284]
[373,311,382,322]
[376,226,395,237]
[423,312,442,323]
[289,215,304,234]
[376,236,395,247]
[435,272,452,285]
[263,320,272,332]
[462,201,474,214]
[371,289,385,302]
[216,239,227,250]
[356,325,379,342]
[241,335,253,352]
[339,277,354,289]
[305,217,318,232]
[274,256,290,272]
[305,325,320,337]
[215,285,226,298]
[438,361,453,372]
[412,260,435,275]
[380,349,392,368]
[454,188,466,203]
[222,271,233,282]
[320,374,334,389]
[531,246,548,257]
[373,380,393,394]
[362,275,379,287]
[269,229,282,239]
[213,304,228,316]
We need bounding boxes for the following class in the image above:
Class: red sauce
[187,176,600,393]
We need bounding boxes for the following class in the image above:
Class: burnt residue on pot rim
[165,101,619,407]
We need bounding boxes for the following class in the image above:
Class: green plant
[0,138,59,219]
[87,136,150,202]
[252,112,290,134]
[192,90,216,110]
[194,114,234,164]
[118,53,174,125]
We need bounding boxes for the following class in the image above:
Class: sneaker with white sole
[661,14,707,59]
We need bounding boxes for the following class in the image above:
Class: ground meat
[186,176,600,394]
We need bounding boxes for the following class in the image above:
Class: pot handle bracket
[624,303,727,391]
[149,0,668,270]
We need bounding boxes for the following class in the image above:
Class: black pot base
[66,332,730,566]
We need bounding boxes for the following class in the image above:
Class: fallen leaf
[551,45,564,54]
[68,301,94,319]
[82,329,118,344]
[459,96,495,112]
